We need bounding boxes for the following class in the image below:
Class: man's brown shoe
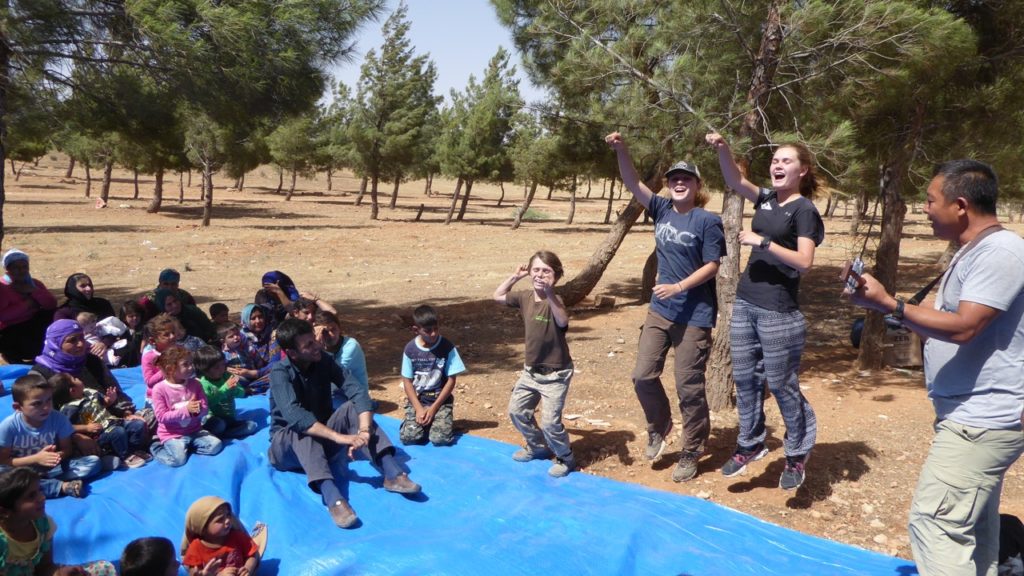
[328,499,358,529]
[383,473,421,494]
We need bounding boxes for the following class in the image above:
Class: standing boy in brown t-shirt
[493,250,576,477]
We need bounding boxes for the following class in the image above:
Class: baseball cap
[665,161,701,180]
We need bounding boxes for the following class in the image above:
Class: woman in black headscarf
[54,273,116,322]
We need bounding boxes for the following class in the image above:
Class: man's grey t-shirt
[924,229,1024,429]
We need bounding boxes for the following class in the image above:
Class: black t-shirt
[736,188,824,312]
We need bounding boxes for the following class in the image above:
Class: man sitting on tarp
[267,318,421,529]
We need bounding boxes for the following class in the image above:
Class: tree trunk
[12,161,22,181]
[512,181,539,230]
[857,104,924,370]
[585,176,592,199]
[851,185,869,235]
[456,178,474,221]
[389,177,399,209]
[565,175,577,225]
[559,197,647,305]
[132,168,140,199]
[64,157,75,179]
[424,173,433,196]
[826,194,840,218]
[546,184,554,200]
[275,168,284,195]
[641,250,657,303]
[824,194,834,218]
[100,159,113,203]
[444,177,464,225]
[178,171,184,203]
[201,160,214,226]
[326,168,332,192]
[356,176,368,206]
[233,176,242,190]
[369,175,379,220]
[706,0,786,412]
[286,169,297,201]
[497,182,505,207]
[84,163,92,197]
[187,169,192,188]
[604,178,616,224]
[0,33,7,250]
[8,159,13,177]
[147,167,164,213]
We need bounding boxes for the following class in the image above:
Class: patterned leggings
[730,298,816,457]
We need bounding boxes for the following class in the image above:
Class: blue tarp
[0,365,917,575]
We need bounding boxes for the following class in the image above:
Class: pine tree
[348,3,439,220]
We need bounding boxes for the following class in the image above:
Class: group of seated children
[0,465,267,575]
[142,315,260,468]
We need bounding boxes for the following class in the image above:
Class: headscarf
[34,320,87,374]
[153,287,177,313]
[261,271,299,302]
[155,287,216,343]
[158,268,181,284]
[180,496,246,554]
[2,249,28,269]
[2,249,32,286]
[61,273,115,319]
[240,303,274,346]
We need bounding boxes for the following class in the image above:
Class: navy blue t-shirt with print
[647,195,727,327]
[737,188,825,312]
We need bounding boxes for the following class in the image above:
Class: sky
[329,0,546,104]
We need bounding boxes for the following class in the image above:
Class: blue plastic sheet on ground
[0,365,918,575]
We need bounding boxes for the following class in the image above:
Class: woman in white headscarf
[0,249,57,363]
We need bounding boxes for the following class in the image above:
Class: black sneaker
[779,455,807,491]
[720,443,769,477]
[671,450,700,482]
[644,422,673,461]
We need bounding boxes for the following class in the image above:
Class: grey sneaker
[671,450,700,482]
[512,447,553,462]
[548,456,576,478]
[779,455,807,491]
[720,444,769,477]
[644,422,673,461]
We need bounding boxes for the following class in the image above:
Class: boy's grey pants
[508,365,573,460]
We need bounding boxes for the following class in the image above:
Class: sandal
[124,454,147,469]
[62,480,83,498]
[133,450,154,463]
[249,521,268,557]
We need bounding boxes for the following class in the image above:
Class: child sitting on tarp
[181,496,267,575]
[193,345,259,440]
[0,468,115,575]
[50,373,151,470]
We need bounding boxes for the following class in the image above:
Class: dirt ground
[6,154,1023,561]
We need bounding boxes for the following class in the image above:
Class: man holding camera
[847,159,1024,575]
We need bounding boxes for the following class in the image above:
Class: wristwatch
[759,236,772,250]
[892,296,906,321]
